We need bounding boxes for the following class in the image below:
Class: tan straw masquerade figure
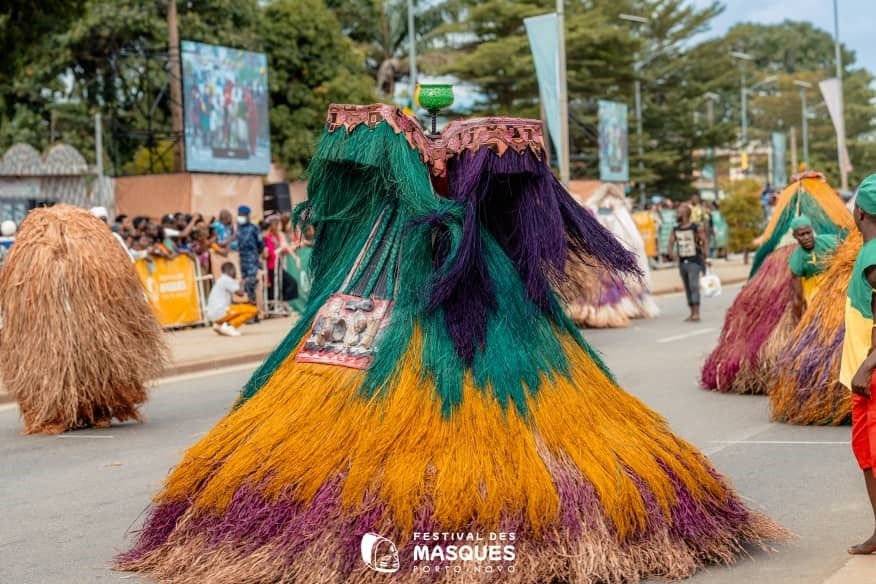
[0,205,166,434]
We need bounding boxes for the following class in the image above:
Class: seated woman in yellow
[789,214,839,311]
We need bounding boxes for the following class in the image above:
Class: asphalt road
[0,285,873,583]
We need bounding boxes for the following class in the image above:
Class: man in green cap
[787,214,839,314]
[841,173,876,554]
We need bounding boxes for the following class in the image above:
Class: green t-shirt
[840,237,876,388]
[788,234,839,279]
[848,238,876,318]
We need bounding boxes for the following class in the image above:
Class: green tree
[0,0,86,120]
[123,140,176,175]
[430,0,726,196]
[700,21,876,188]
[326,0,450,98]
[1,0,265,168]
[720,178,763,258]
[0,0,374,179]
[263,0,375,179]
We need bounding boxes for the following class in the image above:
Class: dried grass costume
[0,205,166,434]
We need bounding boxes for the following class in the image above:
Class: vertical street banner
[701,158,715,183]
[598,100,629,182]
[135,256,203,328]
[524,13,565,180]
[771,132,787,187]
[819,78,853,175]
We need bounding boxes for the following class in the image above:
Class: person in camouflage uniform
[236,205,263,303]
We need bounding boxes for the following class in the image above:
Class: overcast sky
[689,0,875,74]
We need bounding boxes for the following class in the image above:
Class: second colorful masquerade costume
[562,183,659,328]
[770,231,860,425]
[702,173,852,394]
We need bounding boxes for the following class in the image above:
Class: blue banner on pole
[771,132,787,187]
[524,13,563,179]
[598,100,629,182]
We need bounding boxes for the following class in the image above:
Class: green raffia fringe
[749,191,849,278]
[236,120,614,418]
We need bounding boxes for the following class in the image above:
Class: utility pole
[633,63,644,205]
[94,112,105,206]
[705,92,719,200]
[730,51,755,174]
[407,0,417,101]
[740,69,747,150]
[833,0,849,192]
[801,89,809,170]
[794,80,812,169]
[556,0,570,186]
[619,13,649,206]
[790,126,798,172]
[167,0,185,173]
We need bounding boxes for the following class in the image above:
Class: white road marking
[0,363,255,417]
[656,328,716,344]
[702,423,780,456]
[708,440,850,446]
[151,362,259,388]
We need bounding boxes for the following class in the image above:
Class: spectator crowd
[0,204,313,337]
[639,193,726,262]
[109,206,312,323]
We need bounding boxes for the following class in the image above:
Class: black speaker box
[263,182,291,215]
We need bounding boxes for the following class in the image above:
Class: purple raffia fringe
[700,246,796,393]
[431,148,641,362]
[117,455,775,583]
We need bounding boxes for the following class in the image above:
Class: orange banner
[135,256,203,327]
[632,211,657,258]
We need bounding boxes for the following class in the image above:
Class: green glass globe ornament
[415,84,454,135]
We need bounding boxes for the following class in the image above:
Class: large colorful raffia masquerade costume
[119,105,785,583]
[749,171,851,277]
[0,205,167,434]
[562,183,659,328]
[701,173,853,394]
[769,231,860,425]
[701,246,797,394]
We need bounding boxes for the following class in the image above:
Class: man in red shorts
[842,173,876,554]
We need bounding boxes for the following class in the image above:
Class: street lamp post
[793,80,812,169]
[557,0,570,186]
[730,52,754,152]
[619,13,649,207]
[730,52,777,175]
[407,0,417,101]
[705,92,720,199]
[833,0,849,192]
[741,69,747,148]
[743,74,776,175]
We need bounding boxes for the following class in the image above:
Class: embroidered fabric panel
[295,293,394,370]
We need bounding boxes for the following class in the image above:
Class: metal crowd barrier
[262,255,292,317]
[135,254,210,330]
